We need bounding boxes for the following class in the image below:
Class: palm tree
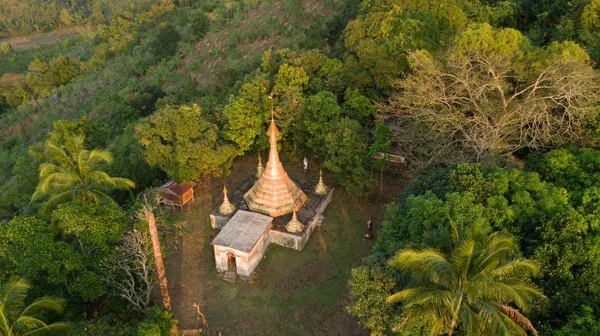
[32,134,135,214]
[0,277,70,336]
[387,232,546,336]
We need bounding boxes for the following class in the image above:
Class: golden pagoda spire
[314,169,328,195]
[285,205,303,233]
[243,96,308,217]
[255,152,264,178]
[218,184,236,216]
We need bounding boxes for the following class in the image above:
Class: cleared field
[0,26,85,51]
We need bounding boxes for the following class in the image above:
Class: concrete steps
[223,270,237,283]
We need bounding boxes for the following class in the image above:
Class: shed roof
[159,181,195,196]
[211,210,273,253]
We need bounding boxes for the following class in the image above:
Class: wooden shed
[159,181,195,208]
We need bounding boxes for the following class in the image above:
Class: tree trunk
[146,209,172,310]
[145,206,179,335]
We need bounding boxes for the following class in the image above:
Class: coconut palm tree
[32,134,135,214]
[387,231,545,336]
[0,277,69,336]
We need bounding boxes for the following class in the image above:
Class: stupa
[243,117,307,217]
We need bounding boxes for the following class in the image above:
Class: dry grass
[0,27,85,51]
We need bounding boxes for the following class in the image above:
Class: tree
[137,195,178,335]
[135,104,237,182]
[381,24,600,166]
[149,23,181,61]
[388,231,545,335]
[343,0,463,90]
[301,91,343,155]
[322,117,371,193]
[25,56,80,97]
[51,202,127,301]
[0,216,80,288]
[32,134,135,214]
[188,10,210,38]
[223,74,270,154]
[107,230,155,312]
[0,277,70,336]
[1,42,12,53]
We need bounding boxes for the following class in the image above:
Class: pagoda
[243,117,307,217]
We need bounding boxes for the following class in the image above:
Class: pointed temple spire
[285,205,304,233]
[218,184,236,216]
[243,114,307,217]
[255,152,264,179]
[314,169,328,195]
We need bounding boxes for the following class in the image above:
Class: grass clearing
[164,154,407,335]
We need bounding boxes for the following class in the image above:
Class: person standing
[303,157,308,173]
[364,219,373,239]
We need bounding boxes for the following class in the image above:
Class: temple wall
[210,209,233,229]
[269,188,334,251]
[213,223,272,278]
[213,246,247,273]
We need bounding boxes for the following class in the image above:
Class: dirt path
[0,27,85,51]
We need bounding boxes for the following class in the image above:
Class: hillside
[1,0,600,335]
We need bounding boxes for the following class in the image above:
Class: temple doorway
[226,252,237,273]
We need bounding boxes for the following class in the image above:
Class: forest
[1,0,600,335]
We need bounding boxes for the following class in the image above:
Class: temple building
[210,118,333,281]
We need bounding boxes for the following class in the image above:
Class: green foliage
[322,117,371,193]
[554,306,600,336]
[223,74,270,154]
[149,23,182,61]
[25,56,81,97]
[188,10,211,39]
[0,277,70,336]
[301,91,343,154]
[348,266,397,336]
[1,42,12,53]
[32,134,135,215]
[387,231,544,335]
[135,104,237,182]
[69,307,176,336]
[136,307,177,336]
[51,202,127,257]
[0,216,80,286]
[343,0,462,90]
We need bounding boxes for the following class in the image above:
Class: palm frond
[497,304,538,336]
[87,149,113,166]
[389,249,455,285]
[20,297,66,317]
[11,315,48,334]
[21,322,70,336]
[1,277,31,325]
[42,191,74,215]
[490,260,540,280]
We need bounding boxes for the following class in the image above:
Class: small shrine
[158,181,195,208]
[210,117,333,280]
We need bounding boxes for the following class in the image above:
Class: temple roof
[243,119,307,217]
[211,210,273,253]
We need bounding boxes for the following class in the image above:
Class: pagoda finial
[269,95,274,122]
[314,169,328,195]
[255,152,264,178]
[285,203,304,233]
[218,183,236,216]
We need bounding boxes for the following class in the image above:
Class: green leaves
[387,231,544,335]
[136,104,237,182]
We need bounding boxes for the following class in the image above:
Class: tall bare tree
[138,196,172,310]
[107,229,154,312]
[380,24,600,169]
